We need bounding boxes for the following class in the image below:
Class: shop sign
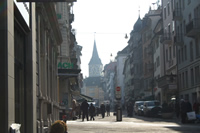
[58,62,73,69]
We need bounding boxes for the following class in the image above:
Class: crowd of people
[77,100,111,121]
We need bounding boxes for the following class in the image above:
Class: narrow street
[67,112,200,133]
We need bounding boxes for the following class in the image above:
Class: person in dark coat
[180,99,187,123]
[100,103,106,118]
[175,101,180,118]
[106,104,110,116]
[81,100,89,121]
[193,101,200,114]
[89,103,95,120]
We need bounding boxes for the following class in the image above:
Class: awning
[73,94,93,103]
[58,69,81,77]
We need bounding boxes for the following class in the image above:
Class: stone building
[0,1,37,133]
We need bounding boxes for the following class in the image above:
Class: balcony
[173,8,182,21]
[174,34,184,46]
[186,18,200,38]
[147,46,152,54]
[69,13,74,24]
[147,63,153,70]
[157,74,177,89]
[168,59,174,67]
[160,33,172,44]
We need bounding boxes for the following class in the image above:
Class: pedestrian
[89,103,96,120]
[106,104,110,116]
[50,120,68,133]
[76,103,81,119]
[180,99,187,123]
[175,100,180,118]
[81,100,89,121]
[62,114,67,123]
[100,103,106,118]
[193,101,200,114]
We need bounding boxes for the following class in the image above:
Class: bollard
[116,107,122,121]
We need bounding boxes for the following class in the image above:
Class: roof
[89,40,102,65]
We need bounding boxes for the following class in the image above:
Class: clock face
[89,65,100,76]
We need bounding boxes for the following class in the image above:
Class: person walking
[106,104,110,116]
[50,120,68,133]
[180,99,187,124]
[193,101,200,114]
[89,103,96,120]
[100,103,106,118]
[81,100,89,121]
[175,100,180,118]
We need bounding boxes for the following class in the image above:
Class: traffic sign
[115,86,121,100]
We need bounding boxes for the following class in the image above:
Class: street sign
[115,86,121,100]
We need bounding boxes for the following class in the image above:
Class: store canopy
[73,94,93,103]
[58,69,81,78]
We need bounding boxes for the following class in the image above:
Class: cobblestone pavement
[67,112,200,133]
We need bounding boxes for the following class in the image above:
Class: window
[189,13,192,22]
[184,45,187,60]
[164,7,167,19]
[183,20,186,34]
[185,71,188,88]
[167,3,170,15]
[173,44,176,57]
[169,47,172,60]
[182,72,185,88]
[195,66,200,84]
[166,49,168,61]
[171,0,174,12]
[188,0,191,5]
[179,74,182,89]
[182,0,185,10]
[190,41,193,61]
[195,38,200,58]
[191,68,194,86]
[181,47,184,62]
[178,49,181,64]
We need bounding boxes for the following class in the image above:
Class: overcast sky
[72,0,161,78]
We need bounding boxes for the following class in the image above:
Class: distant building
[88,40,103,77]
[83,39,104,106]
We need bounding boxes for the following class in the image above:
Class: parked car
[143,100,161,117]
[137,105,144,116]
[134,101,144,115]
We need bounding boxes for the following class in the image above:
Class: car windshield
[137,102,144,106]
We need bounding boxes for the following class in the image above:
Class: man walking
[89,103,96,120]
[106,104,110,116]
[100,103,106,118]
[81,100,89,121]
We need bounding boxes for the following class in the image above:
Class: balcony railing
[168,59,174,67]
[186,18,200,37]
[147,63,153,70]
[160,33,172,44]
[174,34,184,46]
[173,8,182,21]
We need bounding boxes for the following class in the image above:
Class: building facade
[0,1,37,133]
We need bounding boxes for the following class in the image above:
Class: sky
[72,0,161,78]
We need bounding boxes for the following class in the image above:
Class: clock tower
[89,39,103,77]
